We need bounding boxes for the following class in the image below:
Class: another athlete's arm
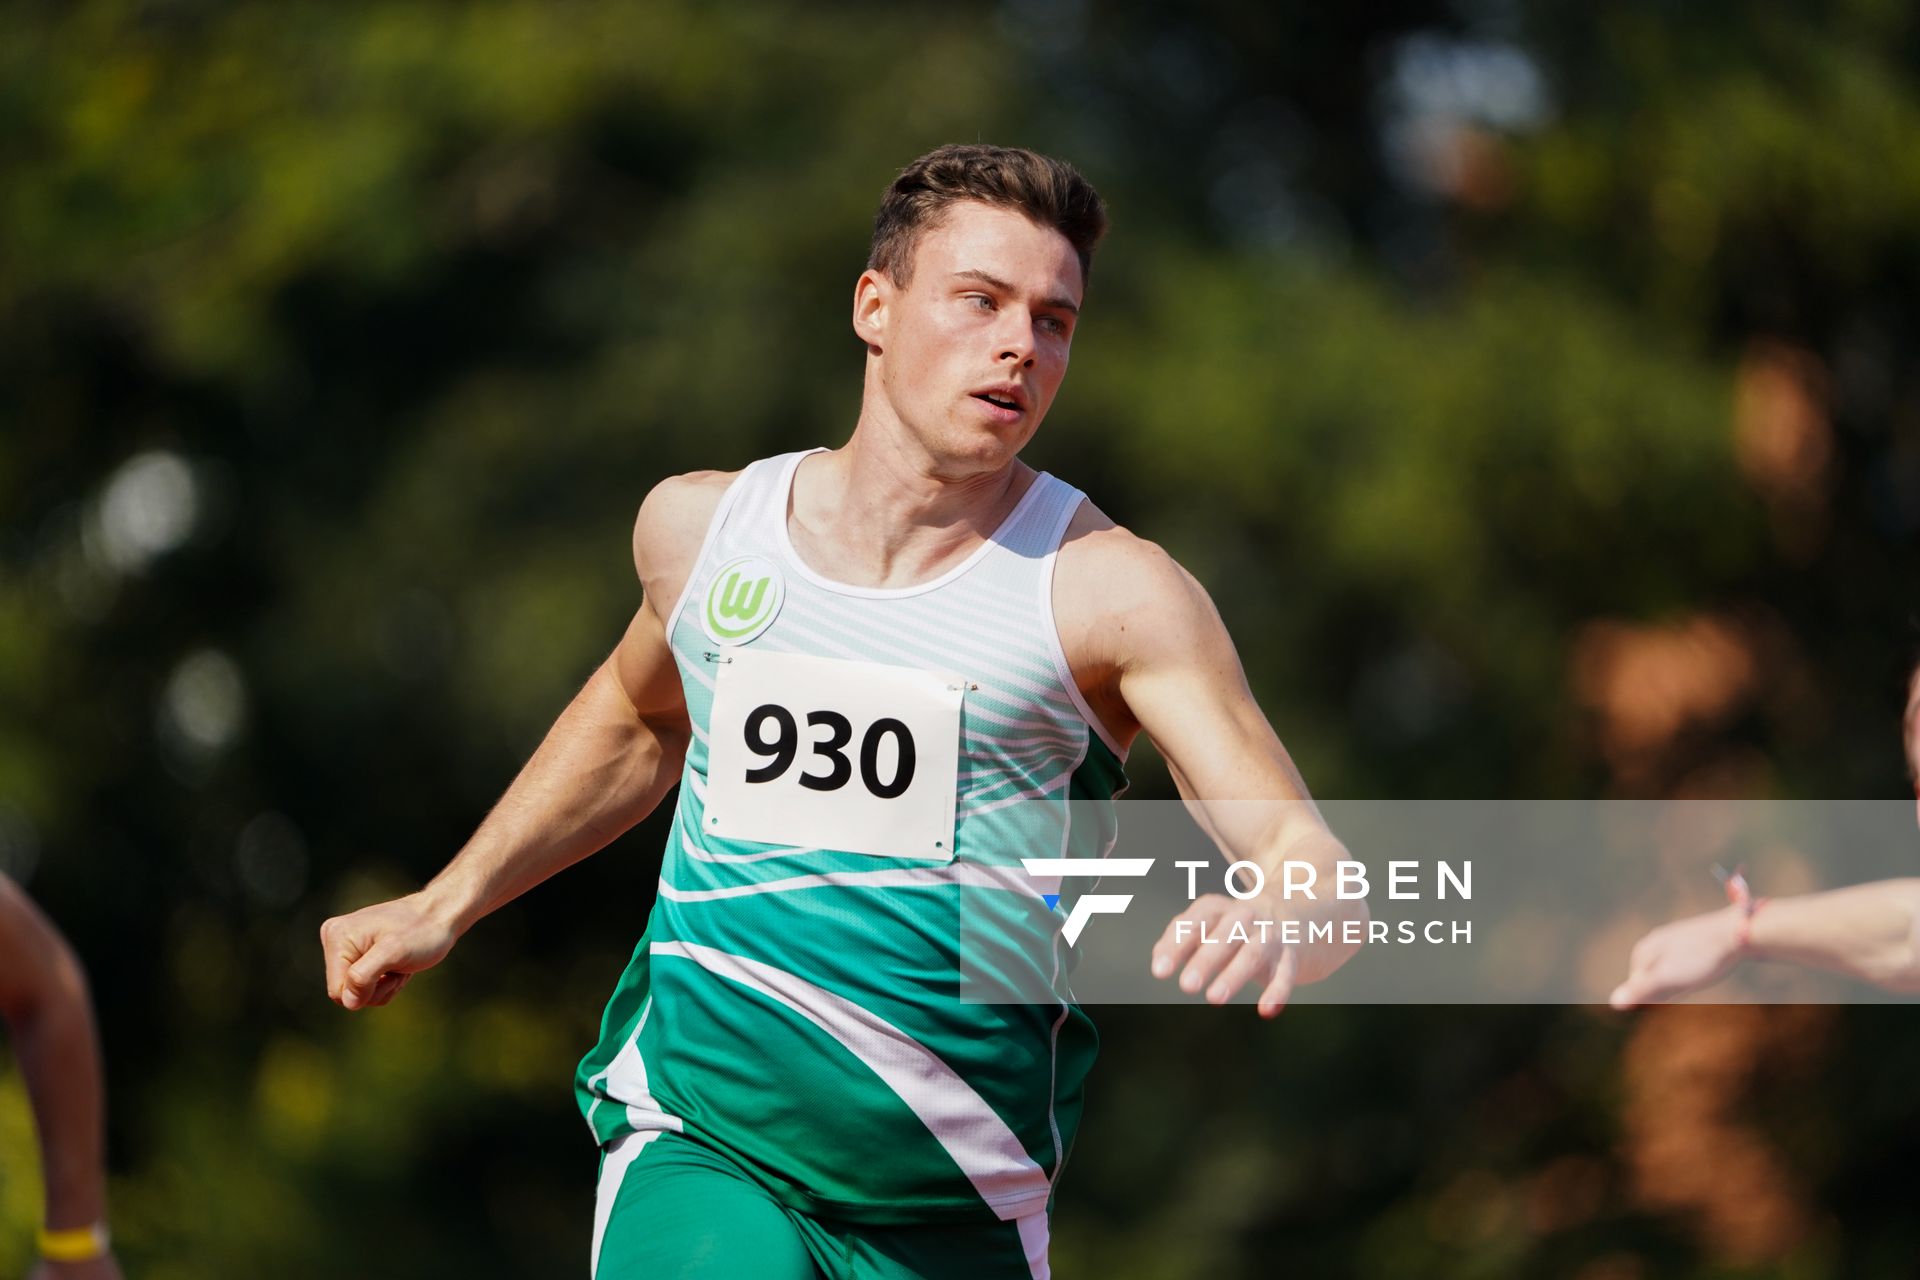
[1056,508,1366,1017]
[321,473,727,1011]
[0,877,122,1279]
[1610,878,1920,1007]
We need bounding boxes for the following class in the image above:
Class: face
[852,200,1084,475]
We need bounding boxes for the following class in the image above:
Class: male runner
[0,875,123,1280]
[322,143,1364,1277]
[1611,661,1920,1006]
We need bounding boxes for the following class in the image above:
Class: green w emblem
[702,555,784,645]
[714,572,768,623]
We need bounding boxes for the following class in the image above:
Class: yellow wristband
[37,1222,110,1263]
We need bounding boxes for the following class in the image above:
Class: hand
[1149,892,1299,1019]
[320,893,459,1011]
[1609,906,1744,1009]
[29,1254,124,1280]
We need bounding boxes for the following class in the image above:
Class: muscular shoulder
[632,469,740,615]
[1054,499,1218,665]
[1054,499,1228,746]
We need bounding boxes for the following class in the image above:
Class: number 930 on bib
[703,648,965,860]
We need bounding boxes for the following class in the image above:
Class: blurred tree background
[2,0,1918,1275]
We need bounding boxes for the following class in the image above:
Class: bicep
[610,595,689,730]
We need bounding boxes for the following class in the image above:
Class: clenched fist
[320,894,460,1011]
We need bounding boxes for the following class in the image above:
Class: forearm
[1747,878,1920,992]
[419,657,687,936]
[1251,808,1367,982]
[13,962,108,1231]
[1172,760,1366,984]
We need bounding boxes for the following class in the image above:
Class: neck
[790,420,1033,590]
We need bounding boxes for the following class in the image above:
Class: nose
[996,308,1036,367]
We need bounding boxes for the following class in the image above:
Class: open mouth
[974,393,1021,412]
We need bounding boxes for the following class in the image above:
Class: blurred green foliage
[3,0,1919,1276]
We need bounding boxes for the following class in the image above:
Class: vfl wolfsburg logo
[701,555,785,646]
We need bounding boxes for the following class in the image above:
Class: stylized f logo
[1021,858,1156,946]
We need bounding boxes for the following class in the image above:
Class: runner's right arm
[322,472,730,1011]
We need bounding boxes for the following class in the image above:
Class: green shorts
[591,1131,1050,1279]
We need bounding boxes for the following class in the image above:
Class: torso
[582,447,1128,1219]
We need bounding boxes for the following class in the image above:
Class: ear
[852,268,892,351]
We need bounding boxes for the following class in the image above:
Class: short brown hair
[868,144,1108,291]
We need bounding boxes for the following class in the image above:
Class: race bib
[703,648,964,860]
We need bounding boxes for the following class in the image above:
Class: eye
[966,294,995,312]
[1038,315,1068,336]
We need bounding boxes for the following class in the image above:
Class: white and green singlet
[574,448,1128,1228]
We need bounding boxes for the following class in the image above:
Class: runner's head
[853,144,1108,473]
